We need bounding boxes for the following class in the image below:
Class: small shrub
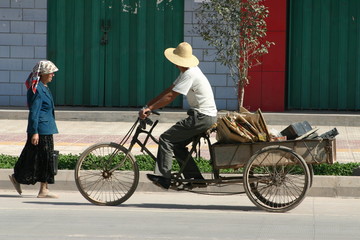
[135,155,156,171]
[313,162,360,176]
[1,153,359,176]
[57,154,79,170]
[0,154,17,168]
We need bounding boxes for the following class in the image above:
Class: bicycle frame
[117,117,247,190]
[106,118,160,174]
[127,118,160,161]
[123,118,226,186]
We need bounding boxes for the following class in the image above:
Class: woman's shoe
[9,174,22,195]
[37,191,59,198]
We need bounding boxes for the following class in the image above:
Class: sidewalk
[0,107,359,162]
[0,107,360,197]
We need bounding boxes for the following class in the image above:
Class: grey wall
[0,0,47,106]
[184,0,238,111]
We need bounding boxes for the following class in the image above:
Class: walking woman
[9,60,59,198]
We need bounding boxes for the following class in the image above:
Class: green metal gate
[288,0,360,110]
[47,0,183,107]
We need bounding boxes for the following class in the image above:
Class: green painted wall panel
[47,0,183,107]
[288,0,360,110]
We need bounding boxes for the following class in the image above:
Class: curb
[1,169,359,198]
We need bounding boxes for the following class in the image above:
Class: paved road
[0,190,359,240]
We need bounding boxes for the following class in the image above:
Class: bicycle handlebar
[150,109,160,115]
[139,109,160,129]
[143,109,160,117]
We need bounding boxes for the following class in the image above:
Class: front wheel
[244,146,310,212]
[75,142,139,206]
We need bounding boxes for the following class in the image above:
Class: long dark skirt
[14,134,55,185]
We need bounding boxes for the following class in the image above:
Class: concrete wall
[0,0,47,106]
[0,0,238,110]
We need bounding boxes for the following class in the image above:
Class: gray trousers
[155,109,217,179]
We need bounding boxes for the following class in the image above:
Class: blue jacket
[26,82,58,135]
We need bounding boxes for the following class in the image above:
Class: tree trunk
[237,80,245,112]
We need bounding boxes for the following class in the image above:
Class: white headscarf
[25,60,59,94]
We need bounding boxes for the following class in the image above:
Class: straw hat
[164,42,199,67]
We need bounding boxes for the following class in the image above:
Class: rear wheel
[75,142,139,206]
[244,146,310,212]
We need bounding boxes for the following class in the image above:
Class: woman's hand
[31,133,39,145]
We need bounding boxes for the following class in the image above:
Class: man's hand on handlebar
[138,107,151,119]
[138,105,160,119]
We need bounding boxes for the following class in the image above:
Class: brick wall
[0,0,47,106]
[184,0,238,111]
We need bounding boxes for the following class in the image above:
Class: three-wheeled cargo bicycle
[74,112,336,212]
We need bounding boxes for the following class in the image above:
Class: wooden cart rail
[212,138,336,169]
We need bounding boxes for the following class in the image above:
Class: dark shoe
[147,174,171,190]
[9,174,22,195]
[184,182,207,189]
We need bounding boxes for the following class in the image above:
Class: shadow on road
[23,201,92,206]
[11,197,260,211]
[119,203,260,212]
[0,194,23,198]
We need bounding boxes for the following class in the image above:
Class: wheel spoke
[75,143,139,206]
[244,146,310,212]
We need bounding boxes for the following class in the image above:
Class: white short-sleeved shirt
[172,66,217,117]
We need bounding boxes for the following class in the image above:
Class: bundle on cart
[216,108,339,144]
[216,107,270,143]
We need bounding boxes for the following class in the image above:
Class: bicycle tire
[243,145,310,212]
[75,142,139,206]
